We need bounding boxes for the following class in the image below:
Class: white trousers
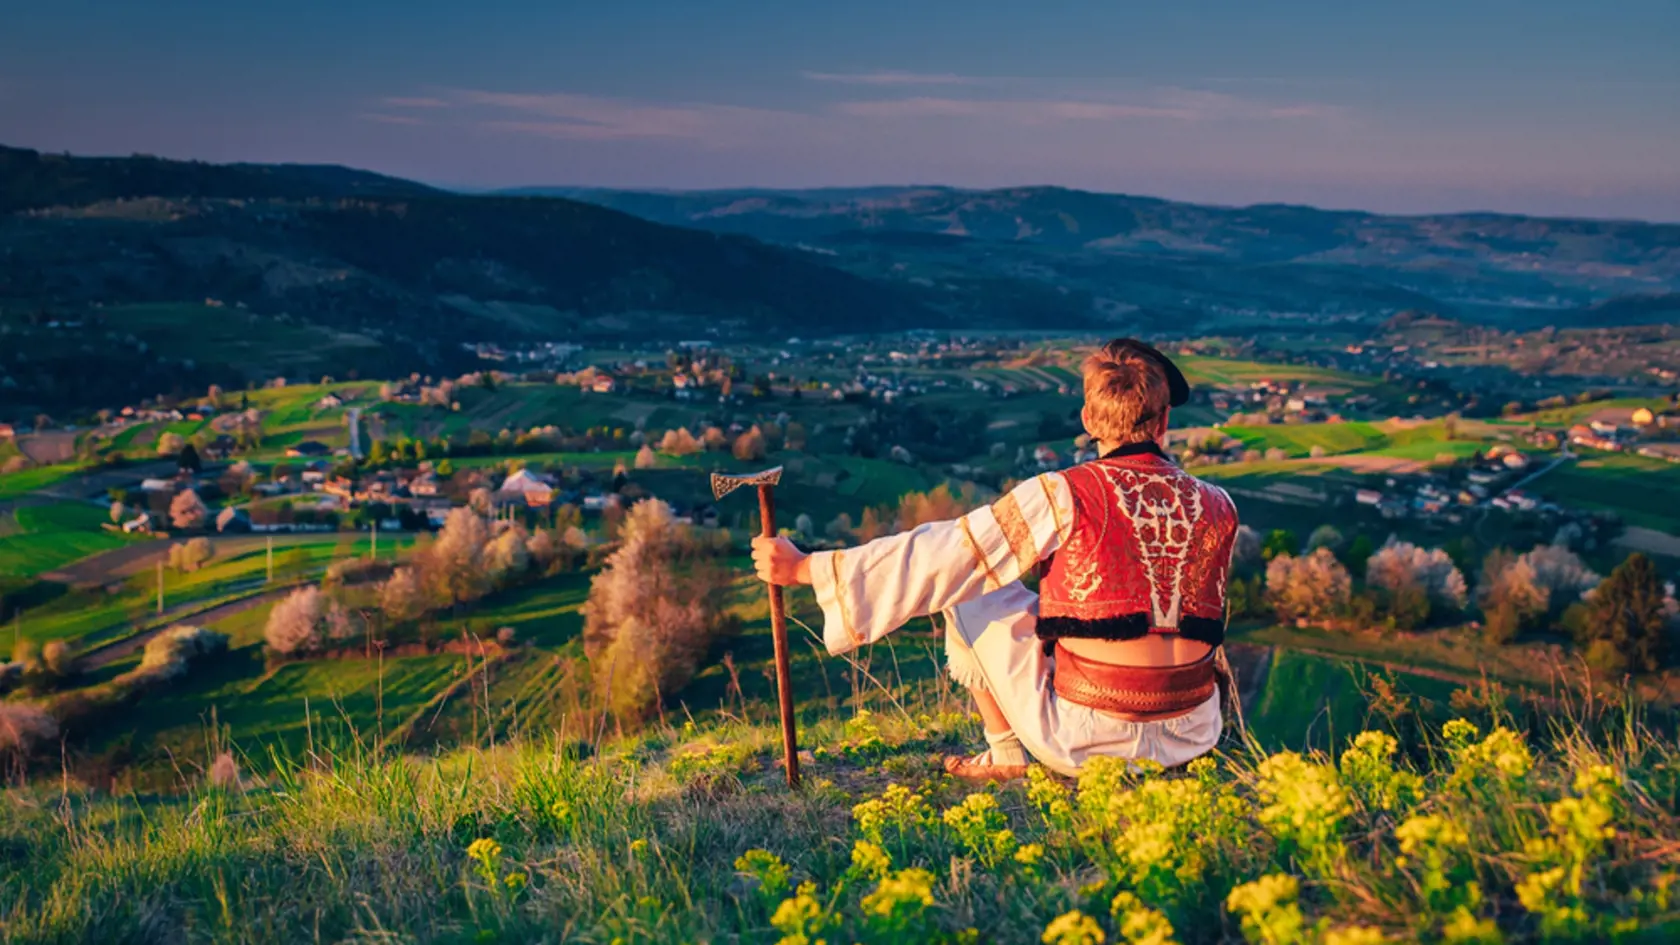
[942,582,1222,777]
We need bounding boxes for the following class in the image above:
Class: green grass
[1176,354,1376,390]
[0,503,130,577]
[1522,397,1672,426]
[1222,421,1390,457]
[1534,453,1680,533]
[1244,648,1461,750]
[1,656,1674,942]
[0,464,82,500]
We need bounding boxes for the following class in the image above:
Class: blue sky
[2,0,1677,219]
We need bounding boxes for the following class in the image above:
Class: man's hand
[752,536,812,586]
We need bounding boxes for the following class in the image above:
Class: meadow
[0,503,131,577]
[2,653,1675,943]
[1533,453,1680,534]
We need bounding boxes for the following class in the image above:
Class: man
[752,339,1240,780]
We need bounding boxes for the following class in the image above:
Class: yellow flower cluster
[851,783,934,844]
[735,848,792,900]
[1338,731,1423,812]
[1109,891,1178,945]
[1515,759,1624,937]
[848,840,892,882]
[771,882,835,945]
[1255,752,1350,868]
[1226,873,1306,945]
[860,867,937,932]
[1042,909,1106,945]
[466,837,502,867]
[942,792,1018,866]
[1448,724,1533,785]
[1027,764,1076,830]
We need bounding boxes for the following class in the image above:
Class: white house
[498,468,555,507]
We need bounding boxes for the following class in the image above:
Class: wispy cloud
[801,70,975,86]
[835,97,1193,122]
[359,112,425,126]
[382,96,450,109]
[835,87,1342,124]
[365,81,1341,150]
[456,90,765,141]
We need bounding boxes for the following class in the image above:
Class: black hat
[1110,338,1190,407]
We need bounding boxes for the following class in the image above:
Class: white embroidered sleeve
[808,472,1073,655]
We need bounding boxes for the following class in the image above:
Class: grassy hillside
[2,665,1675,943]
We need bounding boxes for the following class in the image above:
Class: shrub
[732,426,767,462]
[1265,549,1351,624]
[40,640,76,679]
[117,625,229,688]
[582,499,735,723]
[1365,539,1468,627]
[0,703,57,762]
[483,523,532,587]
[264,586,344,656]
[657,427,702,456]
[168,537,215,573]
[895,483,980,532]
[169,490,209,530]
[378,566,426,624]
[1573,553,1669,674]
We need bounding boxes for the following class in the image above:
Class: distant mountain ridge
[521,184,1680,330]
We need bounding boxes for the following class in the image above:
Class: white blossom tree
[1265,549,1352,623]
[169,490,209,530]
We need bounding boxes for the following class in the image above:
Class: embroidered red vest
[1038,450,1239,645]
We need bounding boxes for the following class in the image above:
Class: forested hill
[0,147,952,406]
[0,145,438,212]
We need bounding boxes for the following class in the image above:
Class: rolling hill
[0,146,948,414]
[528,185,1680,331]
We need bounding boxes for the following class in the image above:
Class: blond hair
[1081,340,1171,445]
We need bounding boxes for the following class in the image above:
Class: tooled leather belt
[1051,644,1219,721]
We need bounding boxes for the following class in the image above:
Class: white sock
[983,729,1027,766]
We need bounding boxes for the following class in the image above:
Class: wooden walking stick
[711,465,799,787]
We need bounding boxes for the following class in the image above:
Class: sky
[2,0,1678,220]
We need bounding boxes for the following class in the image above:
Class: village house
[497,468,556,507]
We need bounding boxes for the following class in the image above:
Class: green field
[1534,453,1680,533]
[1522,396,1672,426]
[0,464,83,500]
[1222,421,1389,457]
[1175,354,1376,389]
[0,503,130,577]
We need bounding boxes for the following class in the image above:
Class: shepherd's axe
[711,465,799,787]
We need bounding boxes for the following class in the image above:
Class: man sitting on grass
[752,339,1241,780]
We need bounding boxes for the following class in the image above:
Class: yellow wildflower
[1042,909,1106,945]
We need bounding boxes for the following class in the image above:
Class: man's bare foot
[943,750,1029,782]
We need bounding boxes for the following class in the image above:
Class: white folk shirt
[807,472,1222,775]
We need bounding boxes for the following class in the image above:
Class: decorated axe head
[710,466,783,500]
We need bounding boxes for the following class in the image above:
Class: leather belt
[1052,644,1219,722]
